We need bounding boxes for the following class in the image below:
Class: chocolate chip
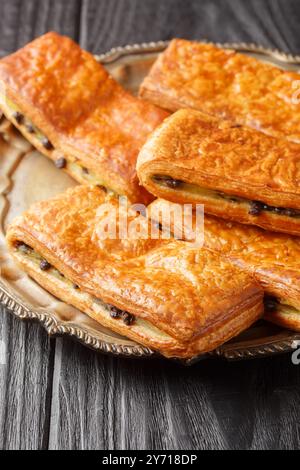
[25,123,35,133]
[264,296,278,311]
[283,208,300,217]
[230,124,242,128]
[153,175,183,188]
[82,167,89,174]
[122,312,135,325]
[108,305,135,324]
[12,111,24,124]
[248,200,300,218]
[16,242,32,254]
[42,137,54,150]
[73,283,80,290]
[96,184,107,193]
[109,305,123,319]
[55,157,67,169]
[268,206,300,217]
[164,178,182,189]
[40,259,51,271]
[248,201,264,216]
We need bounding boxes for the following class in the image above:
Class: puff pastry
[6,185,263,359]
[140,38,300,143]
[0,32,168,204]
[148,198,300,331]
[137,109,300,236]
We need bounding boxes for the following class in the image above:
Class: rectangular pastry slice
[0,32,169,204]
[6,185,263,359]
[137,109,300,236]
[140,38,300,143]
[148,198,300,332]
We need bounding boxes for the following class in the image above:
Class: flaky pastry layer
[148,198,300,331]
[140,38,300,143]
[6,185,263,359]
[137,109,300,236]
[0,32,169,204]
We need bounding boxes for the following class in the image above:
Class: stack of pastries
[2,33,300,360]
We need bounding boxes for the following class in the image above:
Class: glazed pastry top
[204,214,300,308]
[150,198,300,270]
[7,185,261,343]
[140,39,300,142]
[137,108,300,208]
[149,198,300,310]
[0,32,168,136]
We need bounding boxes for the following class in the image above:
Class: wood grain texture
[0,305,54,450]
[79,0,300,54]
[46,336,300,450]
[1,0,300,450]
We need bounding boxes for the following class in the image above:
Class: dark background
[1,0,300,450]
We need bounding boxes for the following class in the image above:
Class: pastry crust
[137,109,300,235]
[6,185,263,359]
[0,32,169,204]
[148,198,300,331]
[140,38,300,143]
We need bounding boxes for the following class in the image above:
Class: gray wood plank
[48,338,123,450]
[47,336,300,451]
[0,0,82,56]
[48,338,228,450]
[79,0,300,55]
[0,305,54,449]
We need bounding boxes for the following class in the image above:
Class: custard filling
[1,96,114,193]
[152,175,300,219]
[15,242,172,342]
[2,96,52,147]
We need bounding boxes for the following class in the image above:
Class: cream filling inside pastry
[152,175,300,219]
[264,296,300,317]
[15,242,172,342]
[66,159,113,194]
[0,95,114,193]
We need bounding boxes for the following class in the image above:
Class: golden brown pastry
[148,198,300,331]
[137,109,300,236]
[140,38,300,143]
[6,185,263,359]
[0,32,169,204]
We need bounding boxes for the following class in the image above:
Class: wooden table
[1,0,300,450]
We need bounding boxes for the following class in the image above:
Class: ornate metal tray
[1,40,300,362]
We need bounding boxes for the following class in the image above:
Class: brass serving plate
[1,40,300,362]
